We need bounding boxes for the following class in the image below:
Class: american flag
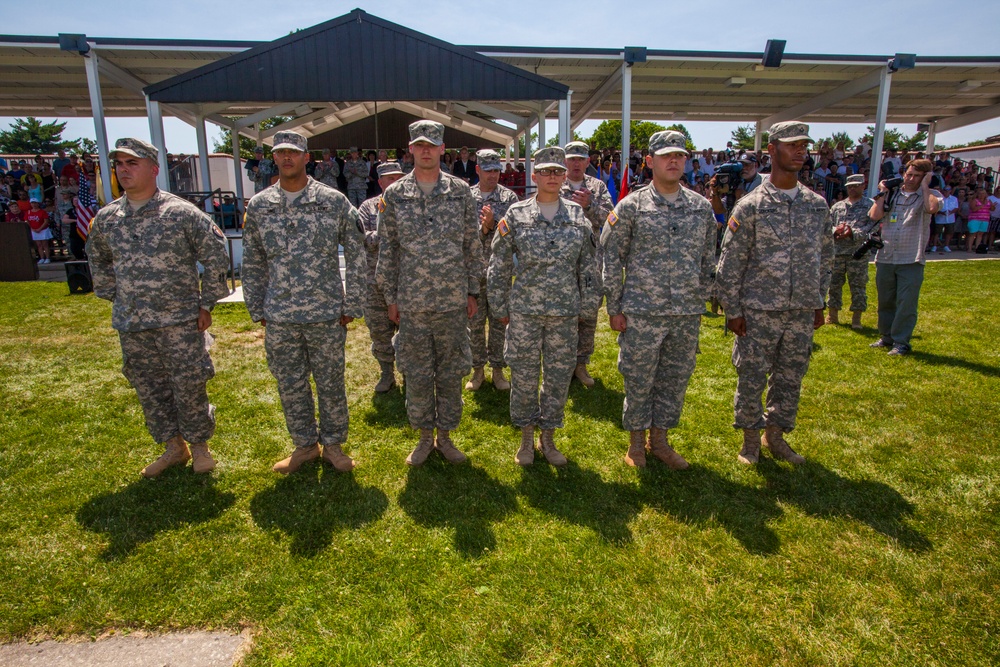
[75,175,98,240]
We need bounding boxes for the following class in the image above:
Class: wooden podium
[0,223,38,281]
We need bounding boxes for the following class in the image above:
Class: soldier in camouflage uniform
[601,131,717,470]
[489,147,600,466]
[827,173,876,329]
[357,161,405,393]
[314,148,341,190]
[344,147,369,208]
[87,138,230,478]
[375,120,484,466]
[716,121,834,465]
[562,141,614,388]
[467,149,520,392]
[242,131,367,474]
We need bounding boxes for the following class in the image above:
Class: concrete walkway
[0,631,248,666]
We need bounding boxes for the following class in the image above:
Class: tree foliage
[815,131,855,149]
[730,124,768,150]
[865,126,926,152]
[545,130,585,147]
[587,120,670,152]
[0,117,80,154]
[212,116,290,160]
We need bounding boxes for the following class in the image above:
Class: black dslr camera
[851,177,901,259]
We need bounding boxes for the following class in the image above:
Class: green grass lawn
[1,261,998,666]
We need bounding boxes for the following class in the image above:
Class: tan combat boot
[142,435,191,478]
[491,366,511,391]
[374,361,396,393]
[536,429,567,466]
[574,363,595,388]
[624,430,647,467]
[762,425,805,464]
[737,429,761,465]
[515,426,534,466]
[647,427,689,470]
[851,311,863,330]
[435,429,468,464]
[322,443,356,472]
[465,366,485,391]
[188,442,217,474]
[406,429,435,466]
[825,307,839,325]
[273,443,321,474]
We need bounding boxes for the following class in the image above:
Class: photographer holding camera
[867,158,942,356]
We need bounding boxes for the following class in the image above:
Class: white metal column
[558,91,572,146]
[536,108,546,149]
[754,120,763,154]
[145,95,169,191]
[926,121,937,157]
[621,62,632,182]
[229,120,246,211]
[82,48,113,204]
[524,123,534,190]
[195,115,214,212]
[867,62,893,199]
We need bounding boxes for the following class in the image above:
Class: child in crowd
[25,198,52,264]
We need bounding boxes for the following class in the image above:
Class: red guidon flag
[619,166,629,200]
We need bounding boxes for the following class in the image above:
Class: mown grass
[1,261,998,666]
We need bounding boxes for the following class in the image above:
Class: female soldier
[487,147,601,466]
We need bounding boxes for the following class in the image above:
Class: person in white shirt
[932,185,958,253]
[987,185,1000,251]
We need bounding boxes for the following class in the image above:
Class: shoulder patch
[727,217,741,233]
[498,218,510,237]
[212,224,225,240]
[607,210,619,227]
[377,196,385,213]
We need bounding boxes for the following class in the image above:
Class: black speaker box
[65,260,93,294]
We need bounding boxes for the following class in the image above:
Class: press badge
[888,212,898,224]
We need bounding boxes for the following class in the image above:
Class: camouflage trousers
[732,308,815,433]
[395,309,472,430]
[617,314,701,431]
[577,251,604,364]
[348,188,367,207]
[264,320,348,448]
[364,284,396,364]
[469,278,506,368]
[505,314,577,429]
[827,255,870,312]
[119,321,216,444]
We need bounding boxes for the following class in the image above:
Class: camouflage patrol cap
[845,174,865,187]
[564,141,590,158]
[273,131,307,152]
[409,120,445,146]
[109,137,158,162]
[376,161,404,177]
[648,130,689,156]
[768,121,814,144]
[476,149,502,171]
[533,146,566,170]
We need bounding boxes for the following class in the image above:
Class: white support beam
[621,62,632,179]
[868,63,894,200]
[260,104,343,138]
[228,119,245,210]
[926,121,937,155]
[82,48,113,204]
[234,103,301,129]
[96,54,200,127]
[760,67,885,128]
[932,102,1000,133]
[392,101,515,146]
[145,95,169,191]
[536,107,546,150]
[195,115,214,211]
[459,101,527,128]
[558,90,572,146]
[754,120,763,154]
[571,66,623,130]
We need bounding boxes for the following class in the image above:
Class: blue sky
[2,0,999,153]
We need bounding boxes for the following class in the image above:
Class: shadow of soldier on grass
[398,460,517,558]
[516,460,641,546]
[363,385,409,428]
[249,462,389,558]
[567,377,624,424]
[77,470,235,560]
[464,385,513,426]
[755,459,932,552]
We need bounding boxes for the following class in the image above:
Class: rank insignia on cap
[607,210,619,227]
[377,196,386,214]
[212,224,225,240]
[498,218,510,236]
[727,217,741,233]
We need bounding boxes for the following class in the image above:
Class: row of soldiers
[87,117,868,477]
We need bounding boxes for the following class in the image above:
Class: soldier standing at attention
[86,138,230,477]
[827,173,877,329]
[467,149,519,392]
[601,131,717,469]
[376,120,484,466]
[716,121,834,466]
[357,161,405,393]
[561,141,614,388]
[489,147,600,466]
[344,146,369,207]
[242,131,367,474]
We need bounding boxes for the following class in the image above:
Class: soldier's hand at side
[197,308,212,333]
[467,295,478,320]
[610,314,627,332]
[479,205,494,234]
[726,316,747,337]
[814,309,825,330]
[388,304,400,325]
[340,315,354,328]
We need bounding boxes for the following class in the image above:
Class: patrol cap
[109,137,158,162]
[845,174,865,187]
[253,147,264,154]
[376,161,404,177]
[273,131,307,152]
[408,120,445,146]
[476,149,502,171]
[533,146,566,170]
[648,130,689,156]
[768,121,814,144]
[348,146,359,153]
[564,141,590,159]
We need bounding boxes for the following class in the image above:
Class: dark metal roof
[144,9,568,104]
[307,109,503,151]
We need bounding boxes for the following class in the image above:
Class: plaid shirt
[875,187,941,265]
